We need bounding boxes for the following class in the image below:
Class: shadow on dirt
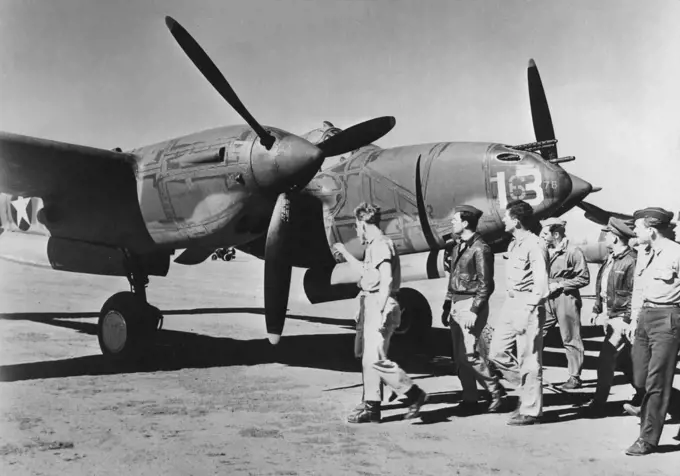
[0,309,448,383]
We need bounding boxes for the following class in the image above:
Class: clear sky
[1,0,678,232]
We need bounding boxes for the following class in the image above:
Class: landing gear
[97,252,163,362]
[211,247,236,261]
[393,287,432,355]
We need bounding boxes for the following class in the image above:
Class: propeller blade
[577,201,634,226]
[415,155,441,250]
[316,116,395,157]
[527,59,557,160]
[263,193,293,344]
[165,16,275,149]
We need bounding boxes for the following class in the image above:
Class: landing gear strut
[97,251,164,362]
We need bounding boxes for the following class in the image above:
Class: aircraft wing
[0,131,155,251]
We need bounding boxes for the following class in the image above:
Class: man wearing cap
[333,202,427,424]
[582,217,640,415]
[441,205,502,413]
[489,200,550,426]
[538,217,590,389]
[625,207,680,456]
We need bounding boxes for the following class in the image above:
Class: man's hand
[588,312,600,326]
[441,300,452,327]
[548,282,563,294]
[513,308,532,335]
[625,322,637,344]
[461,309,477,331]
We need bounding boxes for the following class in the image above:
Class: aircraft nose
[551,173,593,216]
[251,134,324,194]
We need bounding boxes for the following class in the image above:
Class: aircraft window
[496,153,521,162]
[219,147,227,163]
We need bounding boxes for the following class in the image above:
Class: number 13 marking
[490,169,545,209]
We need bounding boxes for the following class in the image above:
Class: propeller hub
[250,132,324,194]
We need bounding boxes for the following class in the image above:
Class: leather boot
[347,400,381,423]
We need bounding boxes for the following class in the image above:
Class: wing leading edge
[0,132,156,251]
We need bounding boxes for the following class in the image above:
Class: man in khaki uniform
[489,200,550,426]
[538,217,590,389]
[625,207,680,456]
[333,202,427,423]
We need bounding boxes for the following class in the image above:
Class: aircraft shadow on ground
[0,309,446,383]
[1,309,677,418]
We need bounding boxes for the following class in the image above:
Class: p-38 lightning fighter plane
[0,17,595,362]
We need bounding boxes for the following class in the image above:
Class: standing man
[333,203,427,424]
[625,207,680,456]
[582,217,640,415]
[538,217,590,389]
[441,205,502,413]
[489,200,550,426]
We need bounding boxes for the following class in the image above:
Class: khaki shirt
[359,234,401,294]
[505,230,550,306]
[547,238,590,292]
[634,238,680,306]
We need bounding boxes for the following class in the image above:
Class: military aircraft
[0,17,596,362]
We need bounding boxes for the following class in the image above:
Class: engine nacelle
[303,250,446,304]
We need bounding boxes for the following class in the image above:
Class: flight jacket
[445,233,495,314]
[593,247,637,322]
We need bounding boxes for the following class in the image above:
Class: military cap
[602,217,635,239]
[633,207,674,226]
[539,217,566,228]
[453,205,483,220]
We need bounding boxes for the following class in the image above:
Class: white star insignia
[11,196,31,227]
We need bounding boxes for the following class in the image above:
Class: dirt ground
[0,255,678,475]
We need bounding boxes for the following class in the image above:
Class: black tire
[211,254,218,260]
[97,292,153,362]
[393,288,432,354]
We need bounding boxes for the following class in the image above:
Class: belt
[642,302,680,309]
[362,290,398,297]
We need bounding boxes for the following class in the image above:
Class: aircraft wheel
[211,254,218,260]
[393,288,432,354]
[98,292,151,361]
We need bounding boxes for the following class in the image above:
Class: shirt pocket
[512,256,529,271]
[652,263,676,283]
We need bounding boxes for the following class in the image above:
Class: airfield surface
[0,253,678,475]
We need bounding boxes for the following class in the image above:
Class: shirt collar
[611,246,629,259]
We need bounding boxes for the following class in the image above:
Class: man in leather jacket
[441,205,502,413]
[583,217,640,415]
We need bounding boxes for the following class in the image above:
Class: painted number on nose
[490,169,545,209]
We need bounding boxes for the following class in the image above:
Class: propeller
[263,193,293,344]
[577,201,634,226]
[317,117,396,157]
[165,16,275,149]
[165,17,397,345]
[527,59,558,161]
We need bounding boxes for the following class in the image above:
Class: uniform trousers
[632,306,680,446]
[356,293,414,402]
[542,292,584,378]
[449,296,502,402]
[490,291,545,417]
